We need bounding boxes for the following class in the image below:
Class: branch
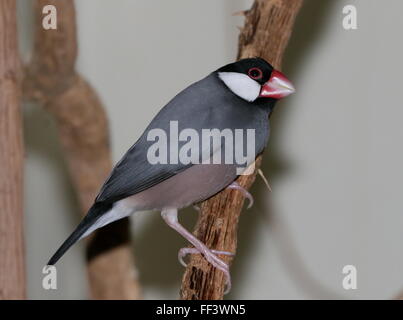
[0,0,25,299]
[23,0,141,299]
[180,0,304,300]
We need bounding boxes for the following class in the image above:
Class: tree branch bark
[180,0,304,300]
[0,0,25,300]
[23,0,141,299]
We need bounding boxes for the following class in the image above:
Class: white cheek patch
[218,72,261,102]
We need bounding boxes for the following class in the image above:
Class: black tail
[47,202,112,265]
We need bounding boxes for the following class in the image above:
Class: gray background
[18,0,403,299]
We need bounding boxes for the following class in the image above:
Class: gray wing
[96,73,271,204]
[96,141,191,203]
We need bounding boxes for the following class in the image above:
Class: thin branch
[23,0,141,299]
[180,0,304,300]
[0,0,25,299]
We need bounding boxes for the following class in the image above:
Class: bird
[47,57,295,293]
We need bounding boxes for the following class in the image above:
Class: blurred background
[17,0,403,299]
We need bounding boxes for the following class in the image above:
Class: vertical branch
[180,0,303,300]
[23,0,141,299]
[0,0,25,299]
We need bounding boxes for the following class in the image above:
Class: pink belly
[119,164,237,211]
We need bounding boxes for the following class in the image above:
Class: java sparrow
[47,58,295,292]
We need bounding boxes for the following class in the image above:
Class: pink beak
[259,70,295,99]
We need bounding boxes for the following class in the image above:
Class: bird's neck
[253,98,277,115]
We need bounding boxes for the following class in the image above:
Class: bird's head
[217,57,295,103]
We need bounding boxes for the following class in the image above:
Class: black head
[217,58,274,85]
[216,57,295,103]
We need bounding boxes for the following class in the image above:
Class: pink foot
[178,247,234,268]
[161,208,233,294]
[178,247,234,294]
[227,181,254,209]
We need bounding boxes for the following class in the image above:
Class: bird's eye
[248,67,263,80]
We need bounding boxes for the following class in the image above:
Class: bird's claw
[178,247,233,294]
[227,181,254,209]
[178,247,234,267]
[162,208,234,294]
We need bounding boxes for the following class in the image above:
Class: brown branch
[23,0,141,299]
[0,0,25,299]
[180,0,304,300]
